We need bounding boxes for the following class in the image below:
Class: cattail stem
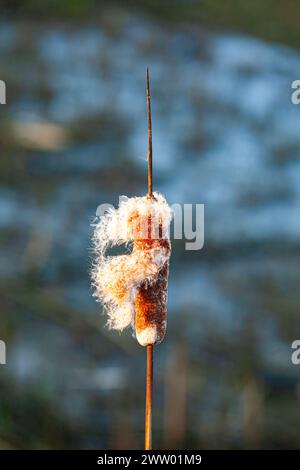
[145,344,153,450]
[146,65,153,199]
[145,65,154,451]
[145,65,153,450]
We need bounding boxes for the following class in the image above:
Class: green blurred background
[0,0,300,449]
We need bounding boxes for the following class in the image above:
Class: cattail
[91,66,170,450]
[91,194,172,338]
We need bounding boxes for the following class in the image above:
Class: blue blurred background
[0,0,300,449]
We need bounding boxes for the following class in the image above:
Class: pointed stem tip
[146,66,153,199]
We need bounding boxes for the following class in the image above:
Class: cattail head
[91,192,172,342]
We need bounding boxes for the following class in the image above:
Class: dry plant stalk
[92,66,171,450]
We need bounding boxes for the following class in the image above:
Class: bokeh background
[1,0,300,449]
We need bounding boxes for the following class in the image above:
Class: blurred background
[0,0,300,449]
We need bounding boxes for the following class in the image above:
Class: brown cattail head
[134,221,171,346]
[91,193,172,343]
[135,257,169,346]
